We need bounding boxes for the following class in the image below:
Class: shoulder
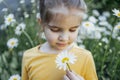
[72,45,92,57]
[22,45,40,66]
[73,45,95,65]
[23,45,40,57]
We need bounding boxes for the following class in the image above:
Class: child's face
[43,9,82,50]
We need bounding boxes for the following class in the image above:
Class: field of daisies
[0,0,120,80]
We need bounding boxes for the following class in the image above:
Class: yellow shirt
[22,45,98,80]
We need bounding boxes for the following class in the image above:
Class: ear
[37,18,45,31]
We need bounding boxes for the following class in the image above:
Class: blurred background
[0,0,120,80]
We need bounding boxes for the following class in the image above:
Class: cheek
[70,32,78,41]
[44,30,58,42]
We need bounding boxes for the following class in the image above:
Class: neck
[40,42,75,54]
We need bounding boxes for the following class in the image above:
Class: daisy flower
[81,21,95,34]
[88,16,98,24]
[82,21,95,29]
[24,12,29,18]
[112,23,120,38]
[4,13,16,26]
[20,0,25,4]
[8,74,21,80]
[92,9,100,16]
[112,8,120,17]
[15,23,26,35]
[36,13,40,19]
[31,0,35,3]
[102,11,110,18]
[7,38,18,49]
[1,8,8,12]
[55,50,77,71]
[0,24,7,30]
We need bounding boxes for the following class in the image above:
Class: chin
[56,47,67,51]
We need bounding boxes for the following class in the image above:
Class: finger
[66,70,77,79]
[63,75,70,80]
[71,71,84,80]
[66,70,84,80]
[76,75,84,80]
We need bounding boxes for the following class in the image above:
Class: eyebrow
[47,24,79,28]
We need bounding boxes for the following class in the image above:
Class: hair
[39,0,87,23]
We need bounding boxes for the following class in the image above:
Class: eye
[50,27,61,32]
[69,28,77,32]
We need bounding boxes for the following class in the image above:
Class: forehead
[48,7,83,28]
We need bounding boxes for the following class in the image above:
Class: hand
[63,70,84,80]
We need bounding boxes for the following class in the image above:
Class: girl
[22,0,98,80]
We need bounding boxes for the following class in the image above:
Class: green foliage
[0,0,120,80]
[85,0,120,11]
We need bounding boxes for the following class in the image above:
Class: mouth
[56,43,67,47]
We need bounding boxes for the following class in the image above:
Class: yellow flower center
[117,12,120,17]
[8,18,12,22]
[13,78,17,80]
[11,41,15,46]
[85,23,90,27]
[62,57,69,63]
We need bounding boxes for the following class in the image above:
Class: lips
[56,43,67,47]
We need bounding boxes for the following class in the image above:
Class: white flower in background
[0,24,7,30]
[112,8,120,17]
[15,23,26,35]
[95,26,111,36]
[88,16,98,24]
[7,38,18,49]
[17,7,21,12]
[24,12,29,18]
[92,9,100,16]
[20,0,25,4]
[83,13,88,20]
[99,21,112,31]
[93,31,102,39]
[114,23,120,30]
[101,37,109,44]
[95,27,106,33]
[4,14,16,26]
[102,11,110,17]
[2,8,8,12]
[8,74,21,80]
[79,21,102,39]
[112,23,120,38]
[98,15,107,21]
[117,37,120,41]
[79,21,95,39]
[55,50,77,71]
[36,13,40,19]
[32,10,36,13]
[81,21,95,31]
[99,21,108,26]
[31,0,35,3]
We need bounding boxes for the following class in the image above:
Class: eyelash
[50,28,60,32]
[69,29,77,32]
[50,28,77,32]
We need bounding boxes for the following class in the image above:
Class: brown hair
[39,0,87,23]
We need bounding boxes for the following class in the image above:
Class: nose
[58,32,69,41]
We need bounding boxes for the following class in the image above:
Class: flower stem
[100,17,118,76]
[66,63,71,71]
[23,31,34,47]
